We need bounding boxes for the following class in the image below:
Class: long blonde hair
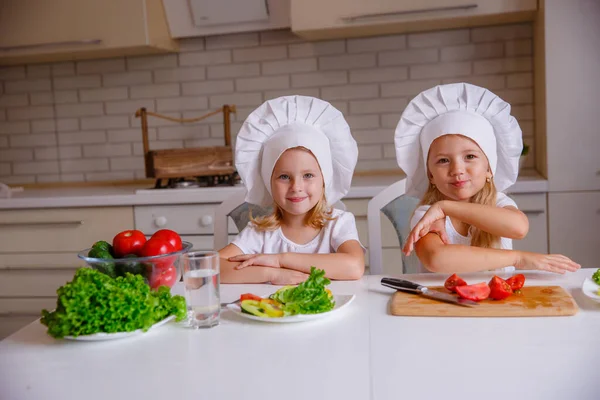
[420,178,500,248]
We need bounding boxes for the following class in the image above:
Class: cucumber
[240,300,269,318]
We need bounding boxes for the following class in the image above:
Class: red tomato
[488,276,513,300]
[140,238,176,270]
[151,229,183,252]
[506,274,525,291]
[240,293,262,302]
[444,273,467,293]
[112,230,147,258]
[149,265,177,289]
[455,282,491,301]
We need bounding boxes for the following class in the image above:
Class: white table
[1,270,598,400]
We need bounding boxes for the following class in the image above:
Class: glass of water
[181,251,220,329]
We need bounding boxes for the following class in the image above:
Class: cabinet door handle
[0,221,84,227]
[341,4,478,23]
[0,39,102,52]
[522,210,544,216]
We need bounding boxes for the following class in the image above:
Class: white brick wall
[0,24,537,184]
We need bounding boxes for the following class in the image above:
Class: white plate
[226,294,355,323]
[581,278,600,303]
[63,315,175,341]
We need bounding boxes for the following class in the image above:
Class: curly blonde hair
[419,178,500,249]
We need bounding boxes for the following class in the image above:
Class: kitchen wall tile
[5,79,52,94]
[34,147,58,160]
[10,133,57,147]
[182,80,234,96]
[289,41,346,58]
[156,97,208,112]
[58,131,107,145]
[154,67,206,83]
[127,54,178,71]
[236,75,289,92]
[54,75,100,90]
[13,160,59,174]
[31,119,56,133]
[55,103,103,118]
[349,67,408,83]
[349,97,408,115]
[7,106,54,120]
[0,148,34,161]
[106,99,155,115]
[410,62,472,79]
[0,67,26,80]
[408,29,469,48]
[378,49,438,67]
[319,54,376,71]
[103,71,152,87]
[321,84,379,101]
[262,58,317,75]
[0,121,30,135]
[179,50,232,66]
[472,24,532,43]
[507,72,533,88]
[0,94,28,108]
[83,143,132,158]
[80,116,130,130]
[77,59,126,75]
[26,65,52,78]
[207,63,260,79]
[80,87,128,102]
[233,46,287,62]
[347,34,406,53]
[130,83,180,99]
[441,42,504,62]
[60,158,109,173]
[292,71,348,88]
[206,32,259,50]
[260,30,304,46]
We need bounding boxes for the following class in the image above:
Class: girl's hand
[515,251,581,274]
[228,254,281,270]
[268,269,309,285]
[403,203,449,256]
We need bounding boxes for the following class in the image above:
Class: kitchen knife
[381,277,479,307]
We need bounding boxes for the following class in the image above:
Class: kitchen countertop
[0,170,548,210]
[0,269,597,400]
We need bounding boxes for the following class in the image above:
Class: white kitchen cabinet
[163,0,290,39]
[291,0,536,40]
[542,0,600,192]
[509,193,548,254]
[548,192,600,269]
[0,0,177,66]
[0,206,134,340]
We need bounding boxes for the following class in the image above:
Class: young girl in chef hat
[219,95,365,284]
[396,83,580,274]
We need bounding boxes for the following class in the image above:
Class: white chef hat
[235,95,358,207]
[395,83,523,198]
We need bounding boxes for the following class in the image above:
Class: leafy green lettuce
[269,267,335,315]
[592,268,600,286]
[41,268,186,338]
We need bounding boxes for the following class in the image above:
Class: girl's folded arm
[280,240,365,280]
[441,200,529,239]
[219,244,272,284]
[415,233,519,273]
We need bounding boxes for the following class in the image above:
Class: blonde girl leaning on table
[395,83,580,275]
[218,95,365,284]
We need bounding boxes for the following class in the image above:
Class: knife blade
[381,277,479,307]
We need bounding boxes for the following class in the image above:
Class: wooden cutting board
[390,286,578,317]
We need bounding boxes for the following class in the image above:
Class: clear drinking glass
[182,251,220,328]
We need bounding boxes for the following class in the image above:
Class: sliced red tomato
[240,293,263,302]
[151,229,183,252]
[506,274,525,291]
[444,273,467,293]
[148,265,178,289]
[112,230,147,258]
[455,282,491,301]
[488,276,513,300]
[140,238,176,270]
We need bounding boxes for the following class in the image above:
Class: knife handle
[381,277,423,293]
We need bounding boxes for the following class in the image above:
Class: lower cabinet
[0,206,134,340]
[548,191,600,268]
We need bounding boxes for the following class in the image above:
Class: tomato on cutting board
[112,230,147,258]
[444,273,467,293]
[506,274,526,291]
[456,282,491,301]
[488,276,513,300]
[151,229,183,252]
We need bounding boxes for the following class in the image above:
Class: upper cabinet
[0,0,177,66]
[291,0,537,40]
[163,0,290,38]
[542,0,600,192]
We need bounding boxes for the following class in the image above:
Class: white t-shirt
[232,208,364,255]
[410,192,517,273]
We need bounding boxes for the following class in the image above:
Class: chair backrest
[367,178,421,275]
